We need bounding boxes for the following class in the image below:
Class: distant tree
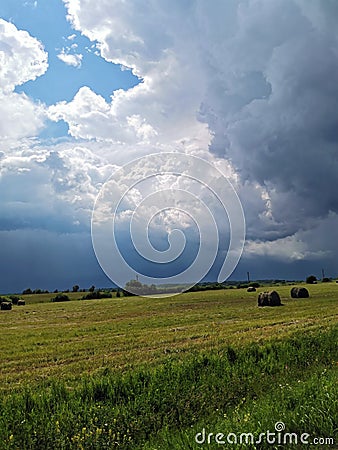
[125,280,142,290]
[22,288,32,295]
[124,279,158,295]
[54,289,58,293]
[33,289,42,294]
[123,279,144,296]
[89,285,95,293]
[322,277,331,283]
[72,285,79,292]
[187,285,198,292]
[306,275,317,284]
[122,289,134,297]
[51,293,70,302]
[81,291,111,300]
[116,290,121,298]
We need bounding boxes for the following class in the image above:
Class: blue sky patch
[1,0,140,105]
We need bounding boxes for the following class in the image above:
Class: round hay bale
[258,290,281,307]
[258,292,269,306]
[247,286,256,292]
[297,287,309,298]
[291,287,299,298]
[290,287,309,298]
[268,290,281,306]
[17,299,26,306]
[1,302,12,310]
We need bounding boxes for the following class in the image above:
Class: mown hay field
[0,283,337,448]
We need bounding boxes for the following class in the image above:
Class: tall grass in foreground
[0,327,337,449]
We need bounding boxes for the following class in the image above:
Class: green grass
[0,283,337,448]
[13,291,87,304]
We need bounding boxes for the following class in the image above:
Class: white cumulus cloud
[0,19,48,141]
[0,18,48,93]
[57,48,83,67]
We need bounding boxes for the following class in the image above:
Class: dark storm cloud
[200,0,338,239]
[0,230,113,294]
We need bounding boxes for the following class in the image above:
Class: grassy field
[0,283,337,448]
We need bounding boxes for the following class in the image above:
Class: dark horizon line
[2,275,336,296]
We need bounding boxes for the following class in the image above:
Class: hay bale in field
[290,287,309,298]
[298,287,309,298]
[1,301,12,310]
[258,290,281,307]
[247,286,256,292]
[291,287,298,298]
[258,292,268,306]
[17,299,26,306]
[268,290,281,306]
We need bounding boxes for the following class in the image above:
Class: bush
[51,293,70,303]
[124,280,158,296]
[81,291,112,300]
[122,289,135,297]
[322,277,331,283]
[306,275,317,284]
[8,296,21,305]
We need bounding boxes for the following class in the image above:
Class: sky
[0,0,338,293]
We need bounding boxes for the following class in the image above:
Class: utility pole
[321,268,325,280]
[247,271,250,283]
